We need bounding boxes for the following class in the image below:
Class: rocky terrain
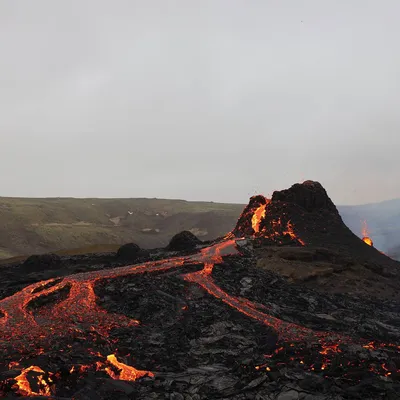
[0,181,399,399]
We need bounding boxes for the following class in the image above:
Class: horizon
[0,191,399,208]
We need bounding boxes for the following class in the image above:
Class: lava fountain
[362,220,373,247]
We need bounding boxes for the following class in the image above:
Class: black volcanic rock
[259,180,346,242]
[167,230,202,251]
[22,253,62,272]
[271,180,337,213]
[117,242,142,261]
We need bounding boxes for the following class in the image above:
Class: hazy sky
[0,1,399,205]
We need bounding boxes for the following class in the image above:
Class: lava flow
[183,242,312,342]
[0,257,187,348]
[251,203,267,233]
[105,354,154,381]
[0,239,247,350]
[0,239,242,396]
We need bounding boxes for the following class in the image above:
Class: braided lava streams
[0,258,184,350]
[0,241,244,351]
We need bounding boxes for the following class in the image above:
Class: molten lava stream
[0,260,179,347]
[0,240,239,353]
[183,249,313,343]
[184,269,311,341]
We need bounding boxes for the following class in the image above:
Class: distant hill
[0,197,243,260]
[0,196,398,262]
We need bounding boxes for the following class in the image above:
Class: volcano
[1,181,400,399]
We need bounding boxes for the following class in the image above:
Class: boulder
[22,253,62,272]
[116,242,142,261]
[167,231,202,251]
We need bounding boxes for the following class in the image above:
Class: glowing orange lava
[362,220,373,247]
[105,354,154,381]
[269,217,305,246]
[319,342,342,355]
[0,240,241,394]
[251,204,266,233]
[0,257,188,348]
[362,237,373,246]
[282,221,306,246]
[13,366,53,397]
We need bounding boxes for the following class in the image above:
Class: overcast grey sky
[0,1,399,205]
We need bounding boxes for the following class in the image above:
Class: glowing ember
[319,342,342,355]
[282,220,306,246]
[381,363,393,377]
[363,342,376,350]
[8,361,19,369]
[268,217,305,246]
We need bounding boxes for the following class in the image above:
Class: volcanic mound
[234,180,399,273]
[0,181,399,399]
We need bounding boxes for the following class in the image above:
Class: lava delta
[1,181,400,399]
